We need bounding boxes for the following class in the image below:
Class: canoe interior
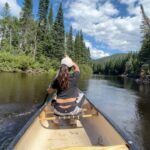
[12,98,129,150]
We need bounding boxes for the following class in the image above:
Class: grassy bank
[0,52,92,77]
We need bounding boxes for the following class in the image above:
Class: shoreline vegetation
[0,51,92,78]
[92,53,150,84]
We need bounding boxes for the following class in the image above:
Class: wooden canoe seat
[54,145,129,150]
[39,113,97,121]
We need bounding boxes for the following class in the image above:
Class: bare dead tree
[140,4,150,30]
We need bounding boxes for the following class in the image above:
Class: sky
[0,0,150,59]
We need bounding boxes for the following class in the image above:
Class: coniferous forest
[0,1,91,74]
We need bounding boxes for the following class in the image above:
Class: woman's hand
[72,62,80,72]
[47,87,55,94]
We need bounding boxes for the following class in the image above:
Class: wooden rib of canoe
[7,92,137,150]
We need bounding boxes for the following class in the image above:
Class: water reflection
[86,75,150,150]
[0,72,52,103]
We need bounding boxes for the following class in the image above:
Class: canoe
[7,92,137,150]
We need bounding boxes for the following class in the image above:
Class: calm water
[0,73,150,150]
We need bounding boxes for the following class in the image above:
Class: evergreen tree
[139,33,150,64]
[74,30,91,64]
[51,2,65,60]
[48,4,53,27]
[37,0,49,57]
[139,4,150,65]
[38,0,49,27]
[74,32,80,62]
[66,26,74,59]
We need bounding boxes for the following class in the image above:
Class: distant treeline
[93,53,140,77]
[0,0,91,72]
[93,5,150,81]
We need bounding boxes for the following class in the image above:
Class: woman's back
[51,71,80,99]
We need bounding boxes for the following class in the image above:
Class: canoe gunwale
[84,95,138,150]
[6,99,50,150]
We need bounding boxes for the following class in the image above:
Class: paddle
[36,93,49,109]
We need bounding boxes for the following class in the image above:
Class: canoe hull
[7,94,136,150]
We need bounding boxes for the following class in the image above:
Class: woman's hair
[57,64,69,90]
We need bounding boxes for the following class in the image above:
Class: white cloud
[65,0,150,53]
[0,0,21,17]
[85,40,109,59]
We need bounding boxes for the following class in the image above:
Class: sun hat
[61,56,73,67]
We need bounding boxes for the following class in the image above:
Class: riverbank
[94,74,150,84]
[0,52,92,77]
[121,74,150,84]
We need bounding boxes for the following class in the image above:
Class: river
[0,73,150,150]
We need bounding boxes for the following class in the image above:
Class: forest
[93,5,150,83]
[0,0,91,75]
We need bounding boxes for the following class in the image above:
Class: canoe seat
[39,113,97,121]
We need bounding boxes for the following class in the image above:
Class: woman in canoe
[47,56,84,117]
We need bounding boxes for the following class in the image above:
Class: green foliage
[79,64,92,78]
[92,53,140,77]
[139,33,150,65]
[66,26,74,59]
[48,4,53,27]
[74,31,91,64]
[0,52,58,73]
[93,54,128,75]
[51,2,65,60]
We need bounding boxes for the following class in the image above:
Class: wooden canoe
[7,93,137,150]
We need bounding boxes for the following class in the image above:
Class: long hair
[57,64,69,90]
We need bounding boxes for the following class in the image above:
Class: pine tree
[37,0,49,57]
[38,0,49,27]
[66,26,74,59]
[74,32,80,62]
[139,34,150,64]
[74,30,91,64]
[51,2,65,60]
[139,4,150,65]
[48,4,53,27]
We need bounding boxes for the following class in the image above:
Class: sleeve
[73,71,80,84]
[50,79,58,89]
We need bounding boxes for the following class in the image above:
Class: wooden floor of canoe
[14,118,92,150]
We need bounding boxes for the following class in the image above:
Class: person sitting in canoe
[47,56,84,117]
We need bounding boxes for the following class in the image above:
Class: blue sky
[1,0,150,59]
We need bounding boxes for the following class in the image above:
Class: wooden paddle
[36,93,49,109]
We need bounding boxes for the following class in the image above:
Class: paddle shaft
[41,93,49,106]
